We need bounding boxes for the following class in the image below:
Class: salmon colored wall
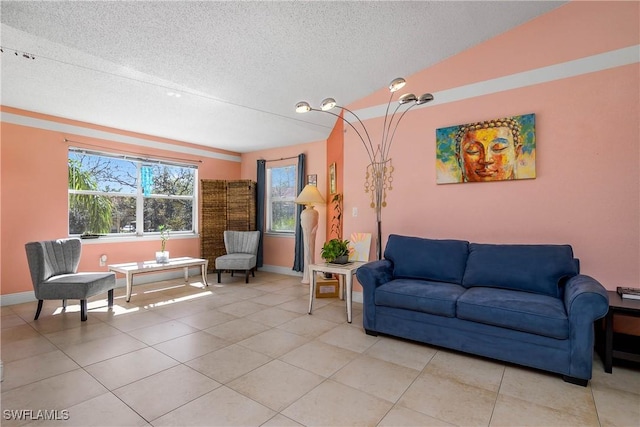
[326,115,344,241]
[1,107,241,297]
[240,141,327,271]
[340,2,639,320]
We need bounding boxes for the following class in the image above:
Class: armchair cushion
[40,272,116,300]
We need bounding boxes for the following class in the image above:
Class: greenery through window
[266,165,297,233]
[68,149,196,236]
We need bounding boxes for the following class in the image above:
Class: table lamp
[295,184,325,283]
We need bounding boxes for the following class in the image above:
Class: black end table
[600,290,640,373]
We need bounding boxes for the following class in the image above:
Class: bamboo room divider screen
[201,179,257,272]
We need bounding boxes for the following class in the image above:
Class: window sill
[264,231,295,239]
[75,233,199,244]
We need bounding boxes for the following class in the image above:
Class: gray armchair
[25,238,116,321]
[215,230,260,284]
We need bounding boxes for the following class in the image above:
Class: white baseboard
[0,268,202,307]
[352,291,363,304]
[259,264,303,277]
[0,290,37,306]
[0,266,363,306]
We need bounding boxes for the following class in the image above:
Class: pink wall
[1,107,241,296]
[241,142,327,270]
[1,2,637,316]
[341,2,639,295]
[325,113,344,241]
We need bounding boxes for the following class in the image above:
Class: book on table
[616,286,640,300]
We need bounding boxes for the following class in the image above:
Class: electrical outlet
[352,207,358,217]
[99,254,107,267]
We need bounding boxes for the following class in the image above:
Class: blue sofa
[356,234,609,385]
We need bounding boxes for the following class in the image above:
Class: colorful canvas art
[436,114,536,184]
[348,232,372,262]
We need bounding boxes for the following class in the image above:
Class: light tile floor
[1,271,639,427]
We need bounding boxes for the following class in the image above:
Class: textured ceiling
[0,1,565,153]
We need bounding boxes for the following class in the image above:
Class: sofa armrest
[356,260,393,290]
[564,274,609,321]
[563,274,609,380]
[356,260,393,331]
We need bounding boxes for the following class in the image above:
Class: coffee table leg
[604,309,613,373]
[126,272,133,303]
[201,263,209,286]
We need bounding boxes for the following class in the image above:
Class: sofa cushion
[375,279,466,317]
[462,243,578,298]
[384,235,469,284]
[456,287,569,339]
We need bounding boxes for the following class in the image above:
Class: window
[266,165,297,233]
[68,149,196,236]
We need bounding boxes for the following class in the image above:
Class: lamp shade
[416,93,434,105]
[389,77,406,92]
[398,93,417,104]
[295,184,325,206]
[321,98,337,111]
[295,101,311,113]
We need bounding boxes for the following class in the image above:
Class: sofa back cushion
[462,243,578,298]
[384,235,469,284]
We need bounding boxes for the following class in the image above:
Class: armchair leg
[107,289,114,308]
[245,270,250,284]
[252,268,255,277]
[217,270,221,283]
[34,300,44,320]
[62,299,67,310]
[80,300,88,321]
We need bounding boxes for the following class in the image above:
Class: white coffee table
[308,261,367,323]
[108,257,209,302]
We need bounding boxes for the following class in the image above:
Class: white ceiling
[0,1,565,153]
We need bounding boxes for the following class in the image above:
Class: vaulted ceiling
[0,1,565,153]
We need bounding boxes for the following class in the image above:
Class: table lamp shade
[295,184,325,206]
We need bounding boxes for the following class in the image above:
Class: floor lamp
[295,184,325,284]
[296,77,433,259]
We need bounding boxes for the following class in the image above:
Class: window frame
[265,164,298,236]
[68,148,198,239]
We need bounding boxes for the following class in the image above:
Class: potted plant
[156,225,170,263]
[321,238,350,264]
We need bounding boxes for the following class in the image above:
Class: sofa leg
[62,299,67,310]
[107,289,114,308]
[34,300,44,320]
[80,300,88,321]
[365,329,378,337]
[563,375,588,387]
[217,270,221,283]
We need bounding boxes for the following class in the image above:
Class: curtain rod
[64,138,203,164]
[262,154,300,162]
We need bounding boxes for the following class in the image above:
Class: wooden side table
[308,261,367,323]
[601,290,640,373]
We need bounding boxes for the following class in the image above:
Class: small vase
[155,251,170,263]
